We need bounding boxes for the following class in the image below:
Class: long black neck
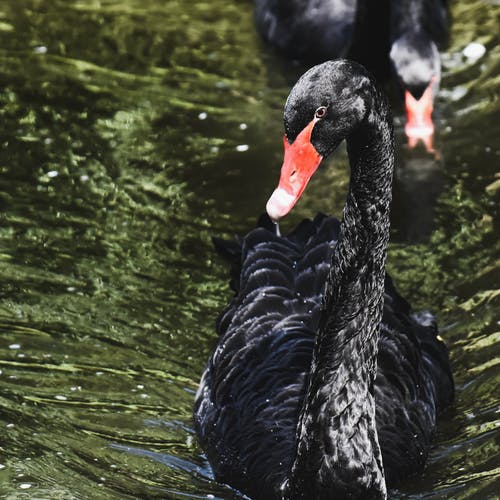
[391,0,426,38]
[390,0,447,42]
[287,92,393,500]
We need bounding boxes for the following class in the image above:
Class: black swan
[194,60,453,499]
[254,0,448,145]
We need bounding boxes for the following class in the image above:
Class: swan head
[266,60,376,221]
[390,32,440,141]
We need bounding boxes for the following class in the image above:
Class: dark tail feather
[212,236,242,260]
[212,236,243,293]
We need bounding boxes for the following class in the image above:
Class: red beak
[404,80,435,140]
[266,118,323,220]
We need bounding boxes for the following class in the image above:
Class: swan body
[194,60,453,499]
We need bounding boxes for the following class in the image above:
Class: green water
[0,1,498,498]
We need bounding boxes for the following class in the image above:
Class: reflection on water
[391,139,445,243]
[0,0,498,498]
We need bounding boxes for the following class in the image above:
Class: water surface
[0,1,499,498]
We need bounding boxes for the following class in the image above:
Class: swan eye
[315,106,328,119]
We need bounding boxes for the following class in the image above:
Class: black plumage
[194,60,453,500]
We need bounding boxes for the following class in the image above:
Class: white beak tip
[266,188,295,221]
